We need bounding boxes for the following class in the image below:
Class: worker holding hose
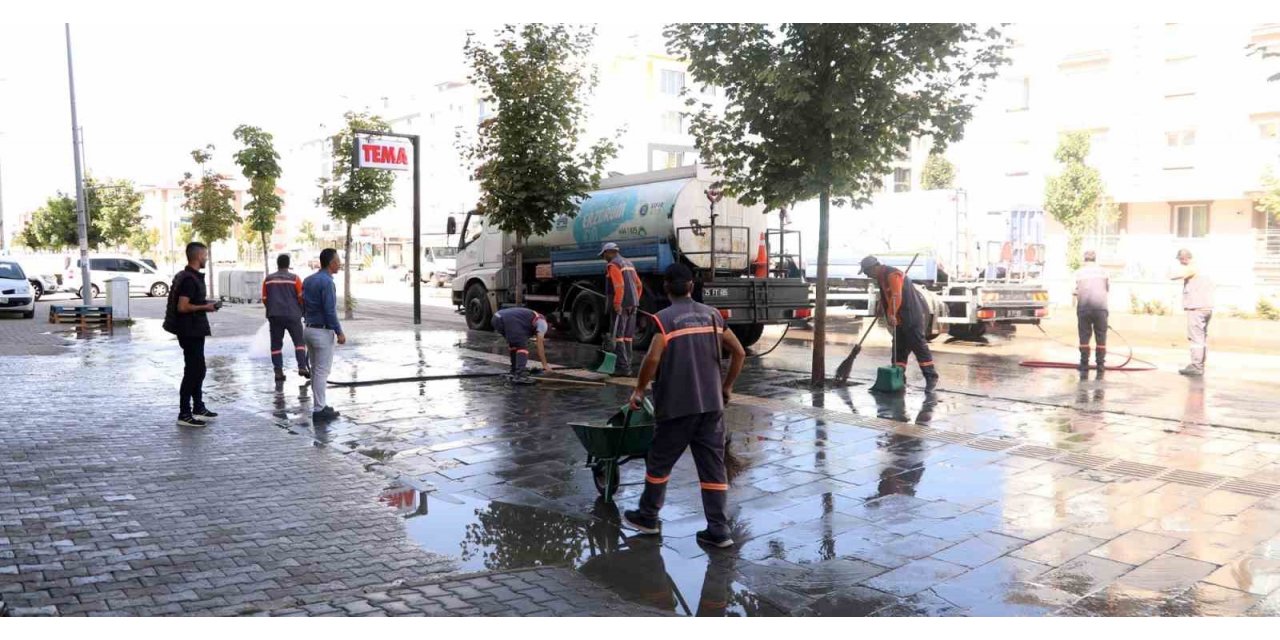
[860,256,939,391]
[1074,250,1110,375]
[601,242,644,377]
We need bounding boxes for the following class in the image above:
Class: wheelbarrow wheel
[592,460,621,502]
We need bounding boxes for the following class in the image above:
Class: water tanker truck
[451,164,812,348]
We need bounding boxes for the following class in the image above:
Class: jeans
[305,327,335,411]
[177,335,206,416]
[269,316,308,370]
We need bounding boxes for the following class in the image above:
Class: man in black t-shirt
[167,242,221,428]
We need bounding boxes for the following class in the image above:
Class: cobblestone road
[4,298,1280,616]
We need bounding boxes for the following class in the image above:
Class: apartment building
[942,22,1280,309]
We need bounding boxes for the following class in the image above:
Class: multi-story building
[946,22,1280,310]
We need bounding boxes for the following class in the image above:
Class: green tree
[177,223,195,245]
[458,24,618,305]
[1260,168,1280,231]
[127,227,159,257]
[317,111,396,320]
[233,125,284,276]
[181,145,239,295]
[84,176,144,250]
[666,23,1009,383]
[19,193,100,250]
[295,220,318,249]
[1044,131,1107,271]
[920,153,956,191]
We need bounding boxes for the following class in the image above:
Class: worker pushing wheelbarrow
[571,263,748,550]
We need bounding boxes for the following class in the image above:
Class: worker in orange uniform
[262,253,310,382]
[601,242,644,377]
[859,255,939,391]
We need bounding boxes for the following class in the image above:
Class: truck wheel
[464,283,492,331]
[926,314,940,342]
[571,290,607,344]
[730,323,766,348]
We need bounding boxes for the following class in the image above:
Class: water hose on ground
[1019,323,1157,371]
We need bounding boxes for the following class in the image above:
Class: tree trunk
[811,188,831,385]
[514,233,524,306]
[262,232,270,278]
[208,245,215,299]
[344,222,354,320]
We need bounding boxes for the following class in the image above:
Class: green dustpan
[870,365,905,393]
[592,350,617,375]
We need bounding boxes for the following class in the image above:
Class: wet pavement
[4,300,1280,616]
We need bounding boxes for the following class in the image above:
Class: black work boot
[1095,349,1106,376]
[1078,350,1090,373]
[274,367,286,382]
[922,366,939,392]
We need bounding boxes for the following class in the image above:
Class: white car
[64,254,173,299]
[0,260,36,319]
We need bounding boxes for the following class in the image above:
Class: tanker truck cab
[452,164,813,349]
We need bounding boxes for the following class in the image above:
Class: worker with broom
[622,263,747,549]
[860,256,939,392]
[601,242,644,377]
[492,306,551,385]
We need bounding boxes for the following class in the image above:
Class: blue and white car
[0,260,36,319]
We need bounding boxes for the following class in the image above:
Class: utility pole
[66,24,92,306]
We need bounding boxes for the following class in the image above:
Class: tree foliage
[85,176,144,249]
[295,220,319,249]
[181,145,239,293]
[1044,131,1106,271]
[317,111,397,319]
[233,125,285,275]
[458,24,618,304]
[181,145,239,245]
[666,23,1009,382]
[921,153,957,191]
[19,193,98,250]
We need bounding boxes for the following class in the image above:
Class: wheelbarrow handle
[619,398,655,427]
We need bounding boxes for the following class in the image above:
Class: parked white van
[64,254,173,299]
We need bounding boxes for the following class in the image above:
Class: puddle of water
[378,486,787,616]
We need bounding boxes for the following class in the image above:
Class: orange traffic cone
[753,232,768,278]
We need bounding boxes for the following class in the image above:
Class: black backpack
[162,271,195,335]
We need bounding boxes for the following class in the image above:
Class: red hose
[1019,325,1157,371]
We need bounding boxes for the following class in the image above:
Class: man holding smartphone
[165,242,220,428]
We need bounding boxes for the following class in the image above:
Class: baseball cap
[858,255,880,275]
[599,242,620,256]
[664,263,694,285]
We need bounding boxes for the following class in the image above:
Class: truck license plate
[1007,310,1025,318]
[705,288,729,298]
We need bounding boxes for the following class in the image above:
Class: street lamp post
[66,24,93,306]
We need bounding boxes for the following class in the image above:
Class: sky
[0,22,473,230]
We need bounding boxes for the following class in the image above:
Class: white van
[64,254,173,299]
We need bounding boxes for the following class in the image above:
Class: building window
[1253,112,1280,140]
[659,70,685,95]
[700,84,717,97]
[893,168,911,193]
[1172,204,1209,238]
[660,111,685,135]
[1005,76,1030,112]
[663,152,685,169]
[1166,130,1196,147]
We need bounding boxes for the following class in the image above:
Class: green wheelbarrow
[570,399,655,503]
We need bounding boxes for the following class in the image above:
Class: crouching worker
[492,306,551,384]
[623,263,747,549]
